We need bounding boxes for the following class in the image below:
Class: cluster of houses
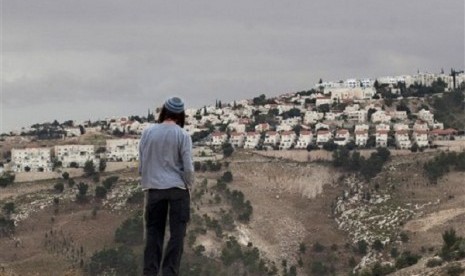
[10,139,139,173]
[5,71,465,173]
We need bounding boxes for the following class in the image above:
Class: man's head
[158,96,186,127]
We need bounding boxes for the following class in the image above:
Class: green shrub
[114,212,143,246]
[425,257,443,268]
[54,182,64,193]
[95,186,107,199]
[395,251,420,269]
[87,246,137,276]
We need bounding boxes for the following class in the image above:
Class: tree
[78,125,86,135]
[0,172,15,188]
[115,212,144,246]
[357,240,368,255]
[95,186,107,199]
[3,202,15,215]
[54,182,64,193]
[221,171,233,183]
[87,246,138,276]
[83,160,96,177]
[76,182,89,203]
[222,142,234,157]
[99,159,106,172]
[103,176,119,190]
[372,239,384,251]
[62,172,69,180]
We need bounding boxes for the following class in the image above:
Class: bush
[357,240,368,255]
[446,263,465,276]
[0,216,15,237]
[68,178,75,188]
[0,172,15,188]
[95,186,107,199]
[3,202,15,215]
[115,212,143,246]
[425,257,443,268]
[395,251,420,269]
[221,171,233,183]
[62,172,69,180]
[76,182,89,203]
[102,176,119,190]
[222,142,234,157]
[87,246,138,276]
[310,261,327,275]
[313,242,325,252]
[54,182,64,193]
[372,239,384,251]
[83,160,96,177]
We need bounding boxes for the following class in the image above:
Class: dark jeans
[143,188,190,276]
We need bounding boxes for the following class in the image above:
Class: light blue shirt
[139,122,194,190]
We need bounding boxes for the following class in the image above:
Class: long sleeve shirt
[138,122,194,190]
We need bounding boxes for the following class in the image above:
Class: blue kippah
[164,97,185,113]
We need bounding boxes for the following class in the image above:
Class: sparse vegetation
[114,212,143,246]
[87,246,138,276]
[423,151,465,184]
[0,172,15,187]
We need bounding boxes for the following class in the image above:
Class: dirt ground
[228,151,352,274]
[0,201,132,276]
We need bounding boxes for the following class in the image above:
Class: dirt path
[404,207,465,232]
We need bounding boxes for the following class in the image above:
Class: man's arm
[181,133,194,187]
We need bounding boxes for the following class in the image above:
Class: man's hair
[158,106,185,128]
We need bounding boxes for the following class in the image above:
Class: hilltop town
[1,70,464,177]
[1,70,465,276]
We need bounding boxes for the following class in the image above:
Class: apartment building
[106,139,140,162]
[11,148,52,172]
[55,145,97,168]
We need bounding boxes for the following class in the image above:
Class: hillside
[1,149,465,275]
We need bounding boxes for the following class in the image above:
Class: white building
[355,130,369,147]
[304,111,324,124]
[376,123,391,132]
[330,87,376,101]
[106,139,140,161]
[229,132,246,148]
[211,132,228,146]
[375,131,389,147]
[11,148,52,172]
[279,131,297,150]
[413,121,429,131]
[316,130,332,146]
[371,111,392,123]
[244,132,261,149]
[393,123,409,131]
[354,124,369,132]
[263,131,281,146]
[389,111,408,121]
[417,109,434,125]
[64,127,82,137]
[55,145,97,168]
[395,130,411,149]
[255,123,270,133]
[295,131,313,149]
[315,96,332,106]
[346,109,367,123]
[412,130,429,148]
[334,129,350,146]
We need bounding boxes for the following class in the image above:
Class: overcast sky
[1,0,464,132]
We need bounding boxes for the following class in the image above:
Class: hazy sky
[1,0,464,132]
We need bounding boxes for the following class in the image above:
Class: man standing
[139,97,194,276]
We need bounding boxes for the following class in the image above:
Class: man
[139,96,194,276]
